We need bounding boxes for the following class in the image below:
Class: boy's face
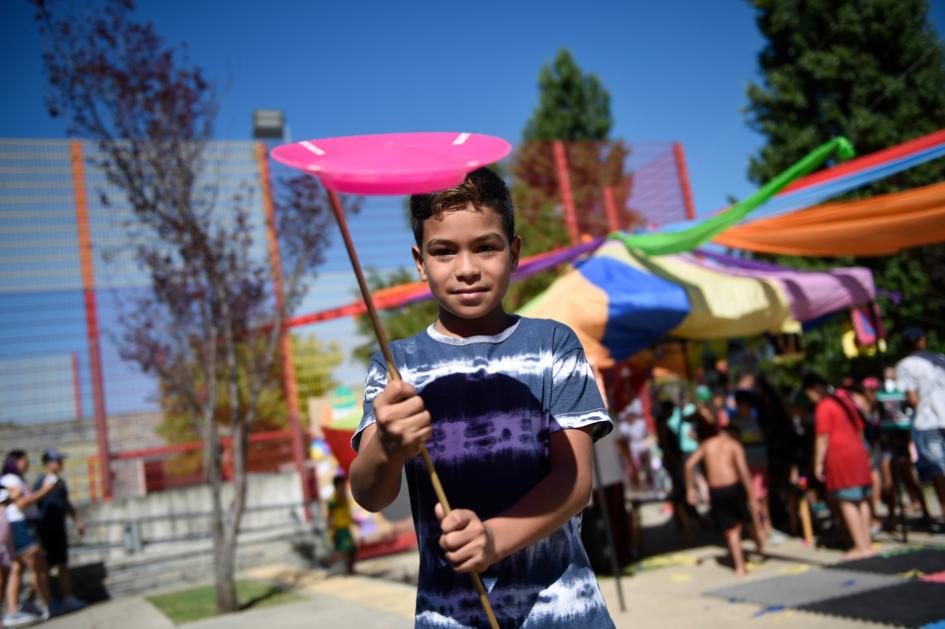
[413,203,521,323]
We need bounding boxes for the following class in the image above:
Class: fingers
[452,554,489,574]
[374,383,428,431]
[372,380,431,457]
[436,511,494,574]
[438,509,476,550]
[441,508,472,532]
[375,380,416,404]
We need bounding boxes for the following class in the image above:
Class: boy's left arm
[436,426,593,574]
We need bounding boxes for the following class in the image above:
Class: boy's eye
[430,249,454,258]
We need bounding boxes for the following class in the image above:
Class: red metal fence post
[602,186,620,233]
[553,141,580,245]
[255,143,315,521]
[672,142,697,221]
[71,141,112,500]
[71,351,82,422]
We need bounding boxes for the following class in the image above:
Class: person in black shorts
[686,417,765,575]
[32,449,86,614]
[709,483,753,534]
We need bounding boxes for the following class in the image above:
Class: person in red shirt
[803,372,874,560]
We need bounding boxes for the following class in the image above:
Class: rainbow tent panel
[521,241,875,367]
[609,244,800,339]
[519,243,689,367]
[690,250,876,322]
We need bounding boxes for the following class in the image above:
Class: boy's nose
[455,251,481,282]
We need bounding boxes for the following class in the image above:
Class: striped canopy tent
[519,240,875,368]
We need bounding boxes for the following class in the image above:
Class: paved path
[183,594,410,629]
[40,597,175,629]
[41,503,944,628]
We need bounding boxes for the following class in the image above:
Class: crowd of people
[0,449,85,627]
[614,326,945,574]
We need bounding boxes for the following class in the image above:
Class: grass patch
[148,578,302,624]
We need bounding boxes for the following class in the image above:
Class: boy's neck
[434,306,515,339]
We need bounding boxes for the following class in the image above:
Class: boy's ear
[412,245,428,281]
[510,235,522,271]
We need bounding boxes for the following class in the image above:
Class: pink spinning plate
[270,132,512,195]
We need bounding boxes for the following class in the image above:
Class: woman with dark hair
[803,374,874,559]
[1,450,57,625]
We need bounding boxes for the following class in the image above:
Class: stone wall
[72,470,312,564]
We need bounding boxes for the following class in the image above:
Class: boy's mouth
[451,287,490,305]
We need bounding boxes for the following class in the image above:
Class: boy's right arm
[350,380,432,513]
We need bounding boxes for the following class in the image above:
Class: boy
[349,168,614,628]
[326,474,356,575]
[685,417,764,576]
[730,389,772,541]
[32,449,86,613]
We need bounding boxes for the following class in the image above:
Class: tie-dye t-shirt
[353,316,615,629]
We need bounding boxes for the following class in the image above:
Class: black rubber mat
[705,569,902,607]
[829,547,945,577]
[798,580,945,627]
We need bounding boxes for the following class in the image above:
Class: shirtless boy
[686,418,765,575]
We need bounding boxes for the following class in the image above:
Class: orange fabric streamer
[714,180,945,257]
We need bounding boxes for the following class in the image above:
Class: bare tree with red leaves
[32,0,351,611]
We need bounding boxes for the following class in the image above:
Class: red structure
[602,186,620,232]
[71,352,82,422]
[70,141,112,500]
[553,141,581,245]
[673,142,697,220]
[255,143,315,521]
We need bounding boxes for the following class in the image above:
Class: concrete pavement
[39,596,175,629]
[36,502,944,628]
[183,594,410,629]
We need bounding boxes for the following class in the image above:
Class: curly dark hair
[409,167,514,246]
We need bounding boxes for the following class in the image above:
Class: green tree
[156,339,289,478]
[745,0,945,381]
[509,49,635,311]
[523,49,613,142]
[291,332,342,404]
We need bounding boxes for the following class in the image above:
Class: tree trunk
[205,405,239,613]
[214,526,238,612]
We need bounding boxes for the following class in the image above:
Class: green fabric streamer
[611,137,855,256]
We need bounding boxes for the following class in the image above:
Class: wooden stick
[798,493,814,546]
[326,190,500,629]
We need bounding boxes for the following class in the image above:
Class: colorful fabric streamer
[713,179,945,256]
[611,137,855,256]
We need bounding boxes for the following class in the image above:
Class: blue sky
[2,1,945,422]
[4,0,941,213]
